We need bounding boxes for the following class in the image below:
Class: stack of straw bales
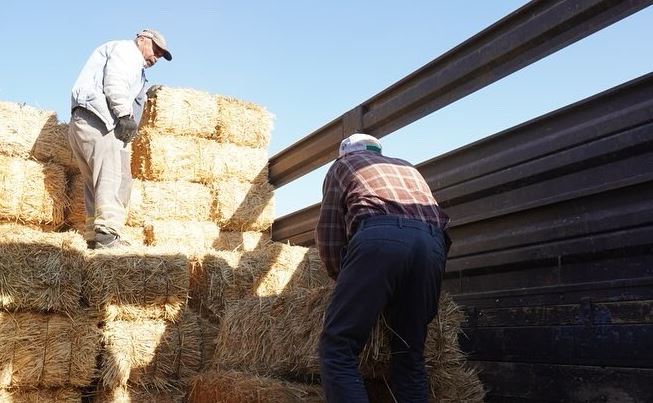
[0,102,99,401]
[86,245,203,400]
[0,223,101,401]
[196,288,485,402]
[2,92,483,401]
[0,101,78,173]
[0,102,75,231]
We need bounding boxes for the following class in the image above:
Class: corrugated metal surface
[269,0,653,188]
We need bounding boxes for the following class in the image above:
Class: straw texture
[144,220,220,251]
[120,225,146,246]
[84,247,189,321]
[100,311,201,391]
[212,230,270,252]
[65,173,85,232]
[214,95,274,148]
[140,87,274,148]
[31,122,79,172]
[212,287,483,403]
[93,385,186,403]
[188,369,323,403]
[192,243,330,317]
[210,179,274,231]
[0,311,100,388]
[0,101,57,159]
[0,387,81,403]
[141,87,219,137]
[128,180,213,226]
[0,156,68,225]
[197,315,220,371]
[0,223,86,315]
[132,131,268,184]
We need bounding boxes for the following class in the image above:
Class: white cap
[339,133,382,157]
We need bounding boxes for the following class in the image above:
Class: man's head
[339,133,382,157]
[136,29,172,68]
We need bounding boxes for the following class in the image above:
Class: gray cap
[137,29,172,61]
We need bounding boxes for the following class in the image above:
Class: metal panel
[474,362,653,402]
[271,73,653,246]
[269,0,653,187]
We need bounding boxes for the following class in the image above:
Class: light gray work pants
[67,107,132,240]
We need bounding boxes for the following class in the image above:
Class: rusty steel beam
[268,0,652,188]
[271,73,653,245]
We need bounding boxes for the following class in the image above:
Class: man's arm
[315,165,347,280]
[104,42,140,119]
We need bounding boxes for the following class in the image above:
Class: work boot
[93,229,131,249]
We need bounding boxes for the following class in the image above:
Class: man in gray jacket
[68,29,172,248]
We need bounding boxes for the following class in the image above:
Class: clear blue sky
[1,1,651,217]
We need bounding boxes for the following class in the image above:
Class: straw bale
[214,95,274,148]
[0,223,86,315]
[31,122,79,172]
[93,385,186,403]
[0,311,100,388]
[128,180,213,226]
[364,300,486,402]
[366,366,485,403]
[85,246,189,322]
[0,156,68,225]
[132,131,268,184]
[188,250,241,318]
[144,220,220,251]
[212,230,270,251]
[120,225,146,246]
[65,173,85,231]
[197,315,220,371]
[0,387,81,402]
[100,311,201,391]
[188,369,323,403]
[141,87,219,137]
[212,288,466,379]
[211,179,274,232]
[249,243,330,298]
[192,243,330,317]
[0,101,57,159]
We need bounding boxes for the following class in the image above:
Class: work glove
[146,85,163,98]
[114,116,139,147]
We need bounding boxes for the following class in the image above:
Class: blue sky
[1,1,651,217]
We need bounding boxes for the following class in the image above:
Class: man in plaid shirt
[316,133,450,402]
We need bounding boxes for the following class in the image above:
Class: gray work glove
[146,85,163,98]
[114,116,139,146]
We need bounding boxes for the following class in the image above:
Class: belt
[356,215,439,235]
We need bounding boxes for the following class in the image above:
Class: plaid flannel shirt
[315,151,449,279]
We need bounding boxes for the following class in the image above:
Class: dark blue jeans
[319,216,447,403]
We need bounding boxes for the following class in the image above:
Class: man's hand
[114,116,139,146]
